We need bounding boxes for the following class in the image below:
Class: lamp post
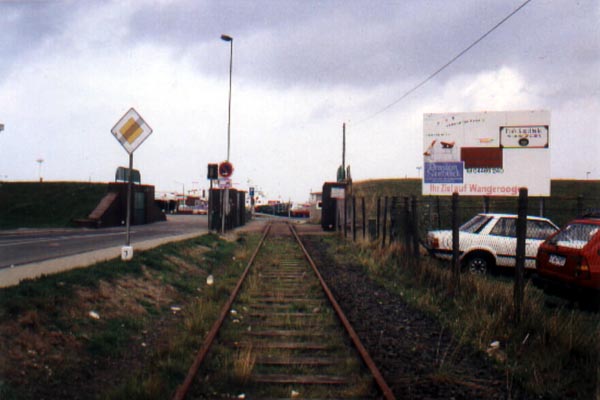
[220,34,233,234]
[36,158,44,182]
[221,34,233,162]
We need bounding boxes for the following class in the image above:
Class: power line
[352,0,533,126]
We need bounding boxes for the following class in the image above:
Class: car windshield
[548,223,600,249]
[460,215,491,233]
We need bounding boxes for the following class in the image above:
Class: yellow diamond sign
[111,108,153,154]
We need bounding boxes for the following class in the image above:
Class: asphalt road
[0,214,208,269]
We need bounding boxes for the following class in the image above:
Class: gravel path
[301,235,531,400]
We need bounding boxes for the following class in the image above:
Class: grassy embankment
[0,182,108,229]
[0,232,259,399]
[353,178,600,227]
[336,237,599,399]
[343,178,600,399]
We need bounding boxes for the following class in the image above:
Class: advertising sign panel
[423,110,550,197]
[331,187,345,199]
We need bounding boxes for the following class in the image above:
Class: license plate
[549,254,566,267]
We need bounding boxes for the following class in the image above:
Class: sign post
[111,107,153,260]
[218,161,234,234]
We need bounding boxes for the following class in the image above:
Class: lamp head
[220,34,233,42]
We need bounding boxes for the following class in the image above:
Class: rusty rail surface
[172,222,272,400]
[173,221,395,399]
[289,223,396,400]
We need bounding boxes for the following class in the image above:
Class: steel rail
[172,222,272,400]
[289,223,397,400]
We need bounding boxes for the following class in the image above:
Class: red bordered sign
[218,161,234,178]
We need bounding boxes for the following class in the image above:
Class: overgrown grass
[329,236,599,399]
[190,234,376,399]
[0,232,258,400]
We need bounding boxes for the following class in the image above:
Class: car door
[526,220,559,268]
[488,217,518,267]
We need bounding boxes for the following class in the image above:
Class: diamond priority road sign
[111,108,153,154]
[110,107,153,259]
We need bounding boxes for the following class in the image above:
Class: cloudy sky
[0,0,598,202]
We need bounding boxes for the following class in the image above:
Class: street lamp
[220,34,233,234]
[221,34,233,161]
[36,158,44,182]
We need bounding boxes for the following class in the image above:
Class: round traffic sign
[218,161,234,178]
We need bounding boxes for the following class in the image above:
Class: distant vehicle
[426,213,559,274]
[534,215,600,305]
[290,203,311,218]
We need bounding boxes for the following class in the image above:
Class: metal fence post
[451,192,460,292]
[514,187,528,323]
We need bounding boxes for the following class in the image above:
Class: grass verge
[0,182,108,229]
[0,232,259,400]
[328,236,599,399]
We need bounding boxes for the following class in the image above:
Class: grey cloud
[0,1,83,79]
[122,0,597,102]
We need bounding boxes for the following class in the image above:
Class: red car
[535,214,600,306]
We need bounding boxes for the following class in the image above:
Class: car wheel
[464,254,493,275]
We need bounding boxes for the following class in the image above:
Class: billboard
[423,110,550,197]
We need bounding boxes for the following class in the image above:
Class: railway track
[173,221,395,399]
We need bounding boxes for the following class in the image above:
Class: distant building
[309,191,322,223]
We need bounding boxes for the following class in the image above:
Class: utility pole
[342,122,346,180]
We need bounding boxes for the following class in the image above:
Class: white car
[426,213,559,274]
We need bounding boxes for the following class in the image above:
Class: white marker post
[111,108,153,261]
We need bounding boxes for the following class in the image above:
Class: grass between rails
[0,232,260,400]
[191,234,376,399]
[325,235,599,400]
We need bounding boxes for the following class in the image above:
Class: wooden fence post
[381,196,388,248]
[514,188,528,323]
[411,196,420,266]
[352,196,357,242]
[403,197,411,254]
[343,196,348,238]
[451,192,460,292]
[376,197,381,240]
[361,197,366,240]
